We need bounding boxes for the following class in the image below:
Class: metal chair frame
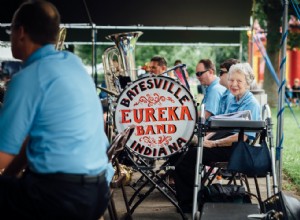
[192,104,278,220]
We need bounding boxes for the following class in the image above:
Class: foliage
[271,107,300,191]
[288,32,300,49]
[75,40,248,78]
[253,0,283,107]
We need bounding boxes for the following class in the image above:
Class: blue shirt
[0,45,113,180]
[225,90,261,139]
[202,78,226,116]
[218,89,234,115]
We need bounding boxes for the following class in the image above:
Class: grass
[271,106,300,192]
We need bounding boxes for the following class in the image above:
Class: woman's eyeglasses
[219,70,228,76]
[196,69,209,77]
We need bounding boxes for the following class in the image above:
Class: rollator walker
[191,104,290,220]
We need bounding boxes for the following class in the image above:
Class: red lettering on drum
[133,109,143,123]
[136,125,145,135]
[156,124,166,134]
[145,125,155,135]
[167,124,177,134]
[135,124,177,136]
[121,107,193,124]
[168,107,179,121]
[180,106,193,120]
[145,108,156,122]
[121,109,131,123]
[157,107,167,121]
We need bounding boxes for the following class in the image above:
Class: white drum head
[114,75,197,159]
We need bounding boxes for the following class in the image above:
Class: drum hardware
[162,64,190,91]
[97,86,118,97]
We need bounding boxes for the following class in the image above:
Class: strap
[238,129,244,141]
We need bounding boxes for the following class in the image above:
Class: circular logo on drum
[114,75,197,159]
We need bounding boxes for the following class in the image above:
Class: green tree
[253,0,285,107]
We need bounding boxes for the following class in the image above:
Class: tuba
[55,27,67,51]
[102,31,143,95]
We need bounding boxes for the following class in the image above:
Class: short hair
[220,58,240,71]
[198,59,216,73]
[228,63,255,86]
[174,59,182,66]
[12,0,60,45]
[150,56,167,67]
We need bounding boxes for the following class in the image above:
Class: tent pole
[82,0,98,86]
[276,0,288,191]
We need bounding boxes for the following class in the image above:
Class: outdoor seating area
[0,1,300,220]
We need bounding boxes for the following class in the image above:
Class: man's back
[0,45,109,175]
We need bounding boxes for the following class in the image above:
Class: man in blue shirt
[195,59,226,119]
[0,1,112,219]
[217,58,240,115]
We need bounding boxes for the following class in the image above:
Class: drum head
[114,75,197,159]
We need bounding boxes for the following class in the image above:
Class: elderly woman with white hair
[173,62,261,213]
[203,62,261,151]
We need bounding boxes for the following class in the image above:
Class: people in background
[0,1,112,219]
[195,59,226,119]
[217,58,240,115]
[149,55,168,76]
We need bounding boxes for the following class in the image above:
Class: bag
[198,184,251,208]
[227,140,272,176]
[263,191,300,220]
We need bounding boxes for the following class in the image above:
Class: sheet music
[210,110,252,121]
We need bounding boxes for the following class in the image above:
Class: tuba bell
[55,27,67,51]
[102,31,143,95]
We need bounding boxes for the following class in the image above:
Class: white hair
[228,63,255,86]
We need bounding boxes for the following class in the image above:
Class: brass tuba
[55,27,67,51]
[102,31,143,94]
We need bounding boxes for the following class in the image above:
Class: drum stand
[125,147,191,219]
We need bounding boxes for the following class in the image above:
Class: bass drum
[114,75,197,159]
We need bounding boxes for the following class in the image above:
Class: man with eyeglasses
[195,59,226,119]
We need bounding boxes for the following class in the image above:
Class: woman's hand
[204,140,218,148]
